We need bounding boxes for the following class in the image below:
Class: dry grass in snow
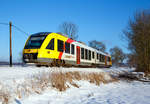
[0,83,11,104]
[50,71,116,91]
[0,69,116,104]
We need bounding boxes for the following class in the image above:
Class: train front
[22,32,48,63]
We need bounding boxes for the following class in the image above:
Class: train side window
[71,44,75,54]
[99,54,100,62]
[103,55,105,62]
[100,54,102,62]
[103,56,105,62]
[65,42,70,54]
[85,49,88,60]
[92,52,95,59]
[101,55,103,62]
[109,57,111,62]
[58,39,64,52]
[46,38,54,50]
[102,55,105,62]
[89,50,91,60]
[81,48,84,59]
[108,57,110,61]
[97,53,99,60]
[101,54,103,62]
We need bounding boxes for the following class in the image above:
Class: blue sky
[0,0,150,62]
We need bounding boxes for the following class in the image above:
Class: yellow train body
[23,33,68,60]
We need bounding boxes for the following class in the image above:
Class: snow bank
[1,66,147,104]
[0,66,115,104]
[21,81,150,104]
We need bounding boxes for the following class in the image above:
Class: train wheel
[36,64,41,67]
[62,60,65,67]
[56,59,62,67]
[51,59,56,67]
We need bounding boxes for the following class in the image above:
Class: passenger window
[89,50,91,60]
[108,57,111,62]
[81,48,84,59]
[97,53,99,60]
[99,54,101,62]
[104,56,106,62]
[102,55,105,62]
[108,57,110,61]
[85,49,88,60]
[100,54,102,62]
[58,39,64,52]
[71,44,75,55]
[92,52,95,59]
[46,38,54,50]
[65,42,70,54]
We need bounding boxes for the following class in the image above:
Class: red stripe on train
[66,38,75,43]
[58,38,75,59]
[58,52,63,59]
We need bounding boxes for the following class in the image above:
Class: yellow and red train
[23,32,112,67]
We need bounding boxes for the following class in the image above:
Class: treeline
[123,10,150,73]
[59,10,150,74]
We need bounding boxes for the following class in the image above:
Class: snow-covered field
[0,66,149,104]
[21,81,150,104]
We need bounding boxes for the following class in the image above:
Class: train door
[76,46,80,64]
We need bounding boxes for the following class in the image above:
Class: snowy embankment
[0,66,113,104]
[0,66,149,104]
[22,81,150,104]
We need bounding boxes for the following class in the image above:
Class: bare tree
[59,22,78,40]
[126,53,137,68]
[109,46,126,66]
[123,10,150,73]
[88,40,106,52]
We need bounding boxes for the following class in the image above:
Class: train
[23,32,112,67]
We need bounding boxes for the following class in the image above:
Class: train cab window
[71,44,75,55]
[81,48,84,59]
[65,42,70,54]
[85,49,88,60]
[58,39,64,52]
[89,50,91,60]
[92,52,95,59]
[46,38,54,50]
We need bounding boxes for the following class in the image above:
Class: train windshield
[24,35,47,49]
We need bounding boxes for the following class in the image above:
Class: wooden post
[9,21,12,67]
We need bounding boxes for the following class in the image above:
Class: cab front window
[25,35,46,49]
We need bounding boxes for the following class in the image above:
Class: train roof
[31,32,52,36]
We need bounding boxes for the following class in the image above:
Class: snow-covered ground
[0,66,132,83]
[0,66,149,104]
[0,66,106,85]
[21,81,150,104]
